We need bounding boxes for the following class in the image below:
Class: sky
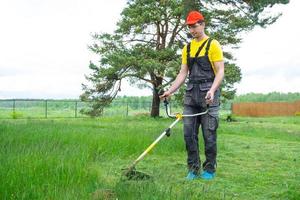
[0,0,299,99]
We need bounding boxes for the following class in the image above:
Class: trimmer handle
[163,98,169,107]
[206,104,210,109]
[163,99,176,119]
[163,99,210,119]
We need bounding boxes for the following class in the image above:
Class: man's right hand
[159,91,172,100]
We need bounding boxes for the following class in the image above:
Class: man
[160,10,224,180]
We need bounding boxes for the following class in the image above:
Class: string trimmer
[123,99,208,180]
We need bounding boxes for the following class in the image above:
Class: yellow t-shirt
[182,37,223,73]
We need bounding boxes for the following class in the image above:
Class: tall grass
[0,116,299,199]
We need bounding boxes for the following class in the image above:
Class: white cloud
[0,0,299,99]
[234,0,300,94]
[236,74,299,94]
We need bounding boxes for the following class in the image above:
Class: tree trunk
[150,77,163,117]
[150,88,160,117]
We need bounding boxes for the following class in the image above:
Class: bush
[225,114,237,122]
[11,111,23,119]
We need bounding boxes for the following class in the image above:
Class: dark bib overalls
[183,38,220,174]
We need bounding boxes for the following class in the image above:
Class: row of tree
[230,92,300,103]
[115,92,300,109]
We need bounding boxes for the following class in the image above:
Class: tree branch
[121,74,155,84]
[168,15,182,48]
[123,38,157,45]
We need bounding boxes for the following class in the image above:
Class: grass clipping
[122,166,151,180]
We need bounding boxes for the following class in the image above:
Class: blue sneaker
[200,171,215,180]
[186,171,199,180]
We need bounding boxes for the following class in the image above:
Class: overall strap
[195,38,209,58]
[187,43,191,68]
[205,38,214,56]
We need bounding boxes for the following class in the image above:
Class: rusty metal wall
[232,100,300,117]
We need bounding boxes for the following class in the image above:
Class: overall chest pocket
[196,57,212,71]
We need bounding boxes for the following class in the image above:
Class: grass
[0,115,299,199]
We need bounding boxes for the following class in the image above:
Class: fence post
[126,101,129,116]
[13,99,16,113]
[45,100,48,118]
[75,101,78,118]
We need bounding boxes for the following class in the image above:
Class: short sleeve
[209,40,223,62]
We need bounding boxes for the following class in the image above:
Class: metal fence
[0,99,182,119]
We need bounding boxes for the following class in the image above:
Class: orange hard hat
[186,11,204,25]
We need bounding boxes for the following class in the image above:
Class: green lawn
[0,116,299,199]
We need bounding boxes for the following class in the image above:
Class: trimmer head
[122,166,151,180]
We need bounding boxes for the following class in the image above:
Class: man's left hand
[205,90,215,105]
